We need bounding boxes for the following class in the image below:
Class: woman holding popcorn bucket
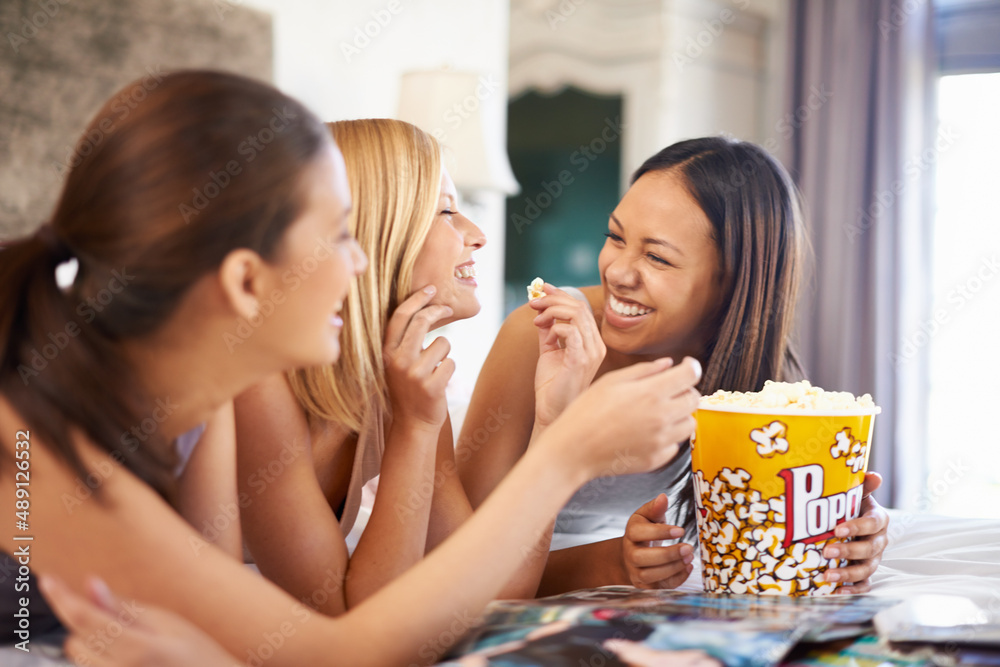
[458,136,889,596]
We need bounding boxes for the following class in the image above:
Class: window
[504,88,623,316]
[925,72,1000,518]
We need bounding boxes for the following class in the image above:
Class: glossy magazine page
[440,587,899,667]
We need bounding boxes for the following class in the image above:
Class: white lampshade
[397,69,520,195]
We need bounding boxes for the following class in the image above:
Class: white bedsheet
[3,511,997,665]
[567,509,1000,614]
[868,509,1000,613]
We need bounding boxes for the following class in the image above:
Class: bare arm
[425,413,550,600]
[235,373,351,614]
[458,285,606,507]
[237,290,457,613]
[346,413,441,607]
[457,286,607,596]
[32,358,702,666]
[345,291,455,606]
[424,414,471,553]
[175,401,242,560]
[43,439,584,667]
[3,417,347,666]
[537,539,630,596]
[456,302,539,509]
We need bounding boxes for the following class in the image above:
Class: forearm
[333,444,587,666]
[177,403,243,560]
[495,518,554,599]
[345,418,440,607]
[426,422,549,600]
[536,537,629,597]
[492,421,555,598]
[178,475,243,560]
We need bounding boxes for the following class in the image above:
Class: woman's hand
[544,357,701,480]
[824,472,890,593]
[622,494,695,589]
[529,284,606,428]
[41,576,239,667]
[383,285,455,430]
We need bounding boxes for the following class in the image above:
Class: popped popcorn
[527,277,545,301]
[701,380,875,411]
[830,428,868,473]
[750,421,790,458]
[693,468,843,596]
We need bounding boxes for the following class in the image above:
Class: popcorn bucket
[691,403,879,596]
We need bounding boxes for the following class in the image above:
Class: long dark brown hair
[0,70,331,500]
[632,136,807,539]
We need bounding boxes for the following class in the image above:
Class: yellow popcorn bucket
[691,404,880,596]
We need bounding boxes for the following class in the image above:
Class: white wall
[508,0,790,196]
[241,0,512,401]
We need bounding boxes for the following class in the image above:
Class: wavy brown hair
[0,70,331,499]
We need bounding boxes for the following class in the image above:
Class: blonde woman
[235,119,541,613]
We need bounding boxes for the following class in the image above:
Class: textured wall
[0,0,272,239]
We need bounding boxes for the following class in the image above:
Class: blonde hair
[287,119,442,431]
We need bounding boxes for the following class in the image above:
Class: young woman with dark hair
[458,136,889,596]
[1,70,702,665]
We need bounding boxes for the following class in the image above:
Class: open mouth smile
[608,293,653,317]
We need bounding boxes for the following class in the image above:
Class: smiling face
[262,145,367,367]
[598,170,723,361]
[409,167,487,328]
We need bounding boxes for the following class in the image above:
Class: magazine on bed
[440,587,899,667]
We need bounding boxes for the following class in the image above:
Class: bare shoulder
[503,300,543,339]
[233,373,311,446]
[235,372,300,414]
[492,301,543,366]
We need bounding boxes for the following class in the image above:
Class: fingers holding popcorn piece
[530,286,609,426]
[531,286,605,354]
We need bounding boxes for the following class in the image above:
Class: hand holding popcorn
[528,282,606,428]
[823,472,889,591]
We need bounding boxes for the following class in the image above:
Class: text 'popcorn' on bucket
[693,468,843,596]
[701,380,875,411]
